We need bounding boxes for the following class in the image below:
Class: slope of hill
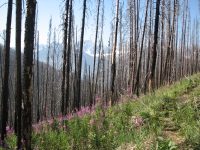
[1,73,200,149]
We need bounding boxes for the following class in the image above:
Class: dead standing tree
[36,31,40,122]
[109,0,119,106]
[91,0,101,106]
[50,28,56,118]
[61,0,69,115]
[14,0,22,148]
[66,0,73,114]
[134,0,149,96]
[77,0,87,110]
[149,0,161,92]
[22,0,36,148]
[44,18,52,118]
[1,0,13,141]
[144,0,153,94]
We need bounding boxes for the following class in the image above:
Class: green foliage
[155,137,178,150]
[122,102,133,116]
[1,73,200,149]
[3,135,17,149]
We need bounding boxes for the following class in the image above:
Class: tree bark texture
[1,0,13,141]
[149,0,160,92]
[22,0,36,149]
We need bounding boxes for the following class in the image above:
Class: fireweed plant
[1,74,200,149]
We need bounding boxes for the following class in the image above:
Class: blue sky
[0,0,115,47]
[0,0,199,48]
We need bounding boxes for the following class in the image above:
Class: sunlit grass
[1,73,200,149]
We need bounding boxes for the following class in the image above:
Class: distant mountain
[38,44,50,62]
[83,40,109,56]
[38,40,109,73]
[0,40,109,75]
[38,42,93,69]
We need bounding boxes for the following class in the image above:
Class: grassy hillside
[1,74,200,150]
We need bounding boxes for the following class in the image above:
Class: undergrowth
[1,74,200,149]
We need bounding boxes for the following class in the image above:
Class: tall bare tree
[1,0,13,141]
[144,0,153,94]
[36,31,40,122]
[134,0,149,96]
[44,18,52,118]
[159,0,165,86]
[109,0,119,105]
[61,0,69,115]
[91,0,101,106]
[149,0,161,91]
[195,19,199,73]
[66,0,73,114]
[132,0,139,92]
[128,0,134,92]
[14,0,22,148]
[77,0,87,110]
[163,0,173,85]
[22,0,36,148]
[170,0,178,83]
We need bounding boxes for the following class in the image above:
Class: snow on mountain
[38,40,109,71]
[83,40,109,56]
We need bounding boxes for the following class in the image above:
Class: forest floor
[1,74,200,150]
[117,75,200,150]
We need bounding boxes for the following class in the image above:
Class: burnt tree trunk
[36,31,40,122]
[91,0,101,106]
[14,0,22,148]
[134,0,149,96]
[109,0,119,106]
[61,0,69,115]
[1,0,13,141]
[66,0,73,114]
[77,0,87,110]
[149,0,160,92]
[22,0,36,149]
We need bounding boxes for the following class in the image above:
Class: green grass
[1,74,200,149]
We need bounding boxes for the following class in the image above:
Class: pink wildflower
[33,125,40,134]
[127,86,131,93]
[34,145,39,150]
[5,126,14,136]
[59,116,63,122]
[63,125,66,130]
[95,96,101,102]
[6,126,10,131]
[66,114,73,120]
[48,118,53,126]
[80,106,86,115]
[21,139,25,146]
[85,106,90,114]
[76,110,82,118]
[135,117,143,126]
[90,119,94,125]
[109,123,114,128]
[114,131,118,135]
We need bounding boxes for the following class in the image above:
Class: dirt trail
[160,81,200,150]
